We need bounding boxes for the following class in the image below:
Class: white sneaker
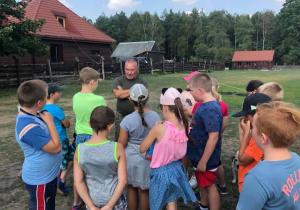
[189,175,197,188]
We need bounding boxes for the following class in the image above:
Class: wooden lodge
[232,50,275,70]
[0,0,115,65]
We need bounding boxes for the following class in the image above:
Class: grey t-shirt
[78,141,118,206]
[120,110,161,145]
[113,75,148,116]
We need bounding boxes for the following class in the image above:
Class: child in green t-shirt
[72,67,107,209]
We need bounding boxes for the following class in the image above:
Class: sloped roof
[111,41,160,58]
[232,50,275,62]
[24,0,115,44]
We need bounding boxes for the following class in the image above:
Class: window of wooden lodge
[238,62,242,66]
[246,62,250,65]
[50,45,63,63]
[57,16,65,27]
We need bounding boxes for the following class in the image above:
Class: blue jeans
[75,134,92,147]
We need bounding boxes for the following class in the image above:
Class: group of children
[15,67,300,210]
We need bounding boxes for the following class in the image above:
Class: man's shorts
[194,168,218,188]
[60,138,75,170]
[25,177,57,210]
[75,134,92,147]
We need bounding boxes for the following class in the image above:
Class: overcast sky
[57,0,285,21]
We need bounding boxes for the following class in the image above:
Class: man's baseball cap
[233,93,271,117]
[47,83,66,95]
[182,71,200,81]
[130,84,148,101]
[160,87,182,105]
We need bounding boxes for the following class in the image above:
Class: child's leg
[200,187,208,206]
[166,200,177,210]
[206,184,220,210]
[138,188,149,210]
[217,164,225,186]
[60,161,73,181]
[127,185,138,210]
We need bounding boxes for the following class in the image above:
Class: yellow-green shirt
[73,93,106,135]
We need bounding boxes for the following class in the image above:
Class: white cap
[130,84,148,101]
[160,87,182,105]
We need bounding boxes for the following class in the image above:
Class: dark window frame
[50,44,63,63]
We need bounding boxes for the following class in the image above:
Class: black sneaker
[216,183,228,195]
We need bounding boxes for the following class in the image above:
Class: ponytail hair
[132,95,148,127]
[211,77,222,101]
[168,98,193,142]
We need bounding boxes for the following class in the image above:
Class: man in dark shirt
[112,59,148,141]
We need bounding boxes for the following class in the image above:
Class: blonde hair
[17,80,48,108]
[211,77,222,101]
[188,74,212,92]
[257,82,284,101]
[79,67,99,84]
[255,101,300,148]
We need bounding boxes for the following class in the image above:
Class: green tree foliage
[90,0,298,63]
[275,0,300,64]
[0,0,49,58]
[82,16,93,24]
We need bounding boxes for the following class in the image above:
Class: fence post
[173,57,176,73]
[162,57,165,73]
[150,58,153,75]
[204,60,206,70]
[101,56,105,80]
[191,61,193,71]
[182,58,185,71]
[119,58,123,76]
[47,59,53,82]
[198,61,201,70]
[137,58,140,73]
[13,56,21,86]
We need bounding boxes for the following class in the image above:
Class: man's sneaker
[189,175,198,188]
[72,201,85,210]
[216,183,228,195]
[17,169,22,178]
[57,178,71,195]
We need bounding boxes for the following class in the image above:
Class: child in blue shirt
[15,80,62,210]
[187,74,223,210]
[42,83,74,195]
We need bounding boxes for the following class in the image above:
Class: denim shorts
[75,134,92,147]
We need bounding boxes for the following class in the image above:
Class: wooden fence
[0,59,225,88]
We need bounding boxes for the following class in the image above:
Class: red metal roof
[24,0,115,44]
[232,50,275,62]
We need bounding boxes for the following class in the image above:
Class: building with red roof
[232,50,275,70]
[1,0,115,65]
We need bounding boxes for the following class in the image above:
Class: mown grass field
[0,69,299,210]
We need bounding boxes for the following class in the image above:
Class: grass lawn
[0,69,299,209]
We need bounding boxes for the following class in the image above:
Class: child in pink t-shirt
[140,87,196,210]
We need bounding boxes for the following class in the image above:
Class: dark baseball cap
[47,83,66,95]
[233,93,271,117]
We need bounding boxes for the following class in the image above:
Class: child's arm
[101,143,127,210]
[118,128,128,147]
[73,148,100,210]
[221,116,228,134]
[60,117,70,128]
[238,118,254,166]
[39,111,61,154]
[139,124,161,153]
[197,131,219,172]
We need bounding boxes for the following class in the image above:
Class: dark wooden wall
[233,61,274,70]
[0,39,113,65]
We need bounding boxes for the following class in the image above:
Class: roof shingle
[232,50,275,62]
[25,0,115,44]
